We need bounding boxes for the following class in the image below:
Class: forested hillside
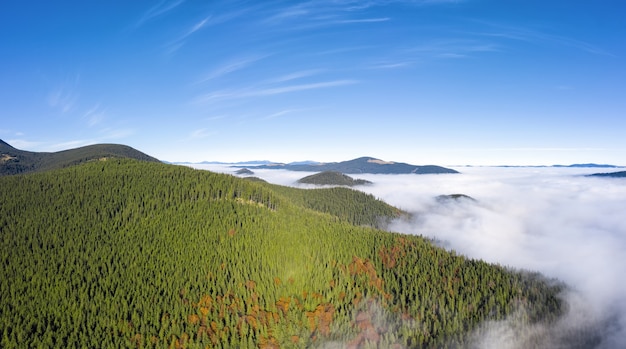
[0,159,564,348]
[297,171,372,187]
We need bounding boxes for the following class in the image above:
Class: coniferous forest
[0,159,564,348]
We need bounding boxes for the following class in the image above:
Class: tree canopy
[0,159,564,348]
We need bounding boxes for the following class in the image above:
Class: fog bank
[357,167,626,348]
[190,164,626,347]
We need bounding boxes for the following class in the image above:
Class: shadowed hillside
[0,139,159,176]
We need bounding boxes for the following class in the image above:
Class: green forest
[0,159,564,348]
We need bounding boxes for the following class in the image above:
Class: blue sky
[1,0,625,165]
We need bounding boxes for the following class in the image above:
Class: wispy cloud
[262,109,303,120]
[199,55,269,83]
[252,79,358,96]
[44,140,95,152]
[163,15,211,54]
[83,104,106,127]
[368,61,413,69]
[261,1,414,27]
[364,39,496,70]
[47,77,80,114]
[6,139,43,150]
[206,114,227,121]
[135,0,185,28]
[264,7,310,24]
[267,69,325,84]
[187,16,211,36]
[195,79,358,104]
[401,39,499,62]
[470,22,614,56]
[164,7,256,55]
[98,127,134,140]
[335,17,390,24]
[316,46,376,56]
[189,128,214,139]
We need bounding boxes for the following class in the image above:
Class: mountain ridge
[239,156,459,174]
[587,170,626,178]
[0,139,160,176]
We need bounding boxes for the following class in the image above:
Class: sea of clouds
[189,164,626,348]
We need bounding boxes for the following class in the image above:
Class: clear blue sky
[1,0,625,165]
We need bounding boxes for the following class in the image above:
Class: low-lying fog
[189,164,626,348]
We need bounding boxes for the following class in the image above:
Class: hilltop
[244,156,459,174]
[0,139,159,176]
[235,168,255,176]
[587,171,626,178]
[0,156,566,348]
[297,171,372,186]
[436,194,477,203]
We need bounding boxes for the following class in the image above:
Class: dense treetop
[0,159,565,348]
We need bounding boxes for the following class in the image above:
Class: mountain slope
[297,171,372,186]
[0,159,565,348]
[588,171,626,178]
[246,156,459,174]
[0,139,159,175]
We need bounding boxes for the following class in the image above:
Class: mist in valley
[191,164,626,348]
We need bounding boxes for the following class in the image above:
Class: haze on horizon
[1,1,625,166]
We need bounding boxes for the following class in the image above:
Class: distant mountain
[235,168,255,175]
[0,139,160,176]
[489,163,621,168]
[177,160,276,165]
[297,171,372,186]
[287,160,320,166]
[436,194,477,203]
[246,156,459,174]
[553,163,619,168]
[587,171,626,178]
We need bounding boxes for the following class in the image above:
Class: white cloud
[84,104,106,126]
[135,0,185,27]
[251,79,358,96]
[195,79,358,103]
[263,109,302,120]
[264,8,310,24]
[363,167,626,347]
[368,61,413,69]
[98,127,134,140]
[267,69,325,84]
[189,128,214,139]
[335,17,390,24]
[199,55,268,82]
[472,22,614,57]
[47,140,94,151]
[164,14,218,55]
[5,139,43,150]
[47,87,78,114]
